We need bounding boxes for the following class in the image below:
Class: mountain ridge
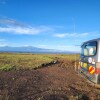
[0,46,78,54]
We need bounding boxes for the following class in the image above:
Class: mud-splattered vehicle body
[79,38,100,84]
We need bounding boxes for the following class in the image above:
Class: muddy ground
[0,59,100,100]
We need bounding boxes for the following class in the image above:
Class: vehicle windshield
[81,41,97,56]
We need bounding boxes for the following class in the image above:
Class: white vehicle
[79,38,100,84]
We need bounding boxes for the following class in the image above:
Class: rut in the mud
[0,60,100,100]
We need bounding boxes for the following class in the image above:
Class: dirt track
[0,59,100,100]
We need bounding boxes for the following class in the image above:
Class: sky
[0,0,100,52]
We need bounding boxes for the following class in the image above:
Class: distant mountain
[0,46,77,54]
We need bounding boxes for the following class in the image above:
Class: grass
[0,53,80,71]
[52,54,80,61]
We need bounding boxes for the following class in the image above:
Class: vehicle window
[81,41,97,56]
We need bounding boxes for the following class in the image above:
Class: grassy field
[0,53,80,71]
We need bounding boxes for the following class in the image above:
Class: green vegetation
[53,54,80,61]
[0,53,80,71]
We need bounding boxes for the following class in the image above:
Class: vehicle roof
[81,38,100,46]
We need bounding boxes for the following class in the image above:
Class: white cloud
[54,32,89,38]
[54,34,67,38]
[0,18,27,27]
[0,26,51,35]
[0,18,53,35]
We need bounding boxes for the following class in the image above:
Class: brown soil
[0,59,100,100]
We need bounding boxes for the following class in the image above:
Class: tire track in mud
[0,60,100,100]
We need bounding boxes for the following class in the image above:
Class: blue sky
[0,0,100,52]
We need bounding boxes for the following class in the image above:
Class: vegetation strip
[0,53,79,71]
